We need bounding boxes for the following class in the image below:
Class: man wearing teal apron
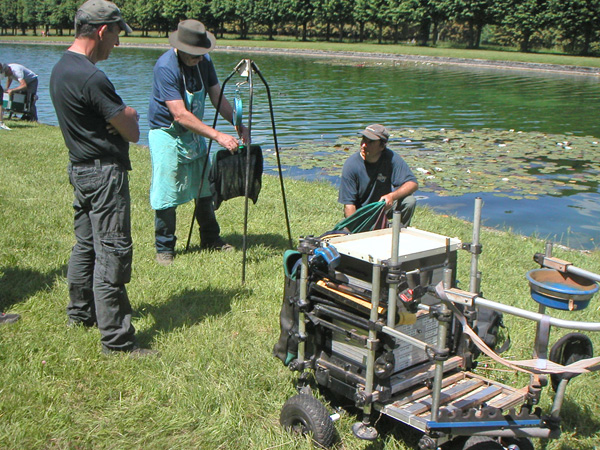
[148,20,246,266]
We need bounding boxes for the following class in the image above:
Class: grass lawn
[2,33,600,70]
[1,121,600,449]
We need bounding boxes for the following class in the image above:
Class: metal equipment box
[323,228,461,376]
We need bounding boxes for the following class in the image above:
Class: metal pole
[251,61,293,249]
[387,210,401,328]
[469,197,483,294]
[241,60,253,284]
[430,268,452,421]
[364,264,381,416]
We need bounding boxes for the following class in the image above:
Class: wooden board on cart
[379,363,529,433]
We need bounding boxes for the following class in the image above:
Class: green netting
[333,201,387,233]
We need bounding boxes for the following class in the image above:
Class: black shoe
[67,318,96,328]
[0,313,20,325]
[102,345,160,357]
[200,238,234,252]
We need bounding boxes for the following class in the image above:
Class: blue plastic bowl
[526,268,599,311]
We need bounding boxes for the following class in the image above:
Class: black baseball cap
[76,0,132,33]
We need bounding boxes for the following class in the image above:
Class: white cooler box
[3,93,27,112]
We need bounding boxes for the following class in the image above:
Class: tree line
[1,0,600,56]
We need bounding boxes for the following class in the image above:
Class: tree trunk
[519,31,531,52]
[474,23,482,49]
[581,25,592,55]
[467,20,475,48]
[418,18,430,46]
[432,20,439,46]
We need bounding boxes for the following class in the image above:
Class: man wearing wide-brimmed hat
[148,19,247,266]
[338,124,418,226]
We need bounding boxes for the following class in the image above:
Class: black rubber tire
[280,394,336,448]
[462,436,504,450]
[502,437,535,450]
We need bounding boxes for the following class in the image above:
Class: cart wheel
[501,437,534,450]
[462,436,503,450]
[280,394,336,448]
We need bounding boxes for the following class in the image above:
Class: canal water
[1,43,599,249]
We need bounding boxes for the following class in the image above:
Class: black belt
[70,157,120,168]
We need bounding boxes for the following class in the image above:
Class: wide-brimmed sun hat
[169,20,216,56]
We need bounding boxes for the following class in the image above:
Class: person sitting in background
[338,124,418,226]
[4,63,39,121]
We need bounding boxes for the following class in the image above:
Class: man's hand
[106,123,120,135]
[379,193,395,210]
[216,131,239,153]
[108,106,140,143]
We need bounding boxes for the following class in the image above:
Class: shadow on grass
[134,285,251,345]
[186,232,293,254]
[3,120,38,129]
[0,265,66,311]
[549,395,600,438]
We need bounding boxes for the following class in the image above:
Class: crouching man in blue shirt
[338,124,418,226]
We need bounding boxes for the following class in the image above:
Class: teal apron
[149,65,211,210]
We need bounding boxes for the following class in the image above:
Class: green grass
[1,121,600,449]
[2,33,600,69]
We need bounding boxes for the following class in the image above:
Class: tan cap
[360,124,389,142]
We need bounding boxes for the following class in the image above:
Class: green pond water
[2,43,599,249]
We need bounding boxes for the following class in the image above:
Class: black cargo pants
[67,159,136,351]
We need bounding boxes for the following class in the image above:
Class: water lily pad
[263,127,600,200]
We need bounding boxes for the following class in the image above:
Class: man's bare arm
[109,106,140,143]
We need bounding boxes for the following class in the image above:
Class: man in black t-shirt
[50,0,155,356]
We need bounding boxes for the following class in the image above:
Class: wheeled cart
[274,200,600,449]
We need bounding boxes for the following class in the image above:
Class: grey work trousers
[67,160,136,351]
[389,194,417,226]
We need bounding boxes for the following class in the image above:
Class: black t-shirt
[50,51,130,169]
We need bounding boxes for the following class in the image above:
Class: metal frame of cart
[277,199,600,450]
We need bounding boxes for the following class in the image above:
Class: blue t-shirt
[338,148,417,208]
[148,49,218,129]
